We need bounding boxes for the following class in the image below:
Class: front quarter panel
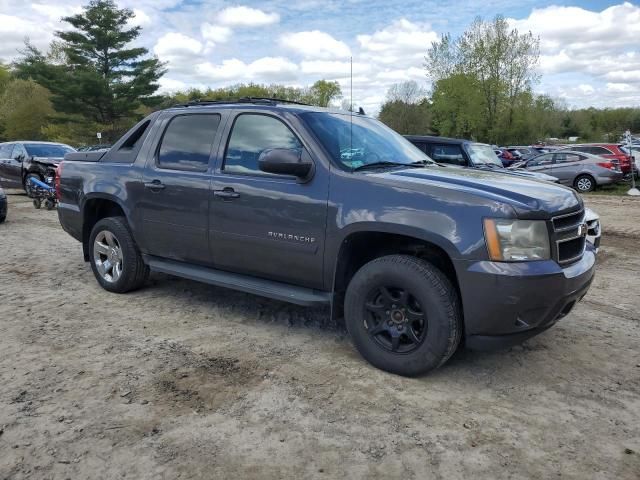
[324,169,515,288]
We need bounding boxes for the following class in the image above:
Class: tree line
[0,0,637,147]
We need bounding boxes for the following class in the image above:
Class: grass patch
[587,182,638,196]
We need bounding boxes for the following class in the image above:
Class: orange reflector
[483,219,503,261]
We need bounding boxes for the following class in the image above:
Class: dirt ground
[0,191,638,480]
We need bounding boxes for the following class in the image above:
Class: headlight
[483,218,550,261]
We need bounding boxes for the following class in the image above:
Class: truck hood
[371,166,581,216]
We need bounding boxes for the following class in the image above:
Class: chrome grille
[551,209,587,265]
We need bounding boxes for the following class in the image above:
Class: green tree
[14,0,165,141]
[426,16,540,143]
[378,81,432,134]
[308,80,342,107]
[0,79,54,140]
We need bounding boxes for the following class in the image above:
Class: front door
[210,112,329,289]
[138,113,223,266]
[526,153,555,175]
[0,144,22,188]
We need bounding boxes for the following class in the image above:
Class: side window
[430,144,466,165]
[571,146,588,153]
[157,114,220,172]
[412,142,428,154]
[528,154,554,166]
[589,146,612,155]
[555,153,581,163]
[224,114,302,176]
[11,144,26,159]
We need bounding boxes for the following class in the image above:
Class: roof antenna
[350,56,353,160]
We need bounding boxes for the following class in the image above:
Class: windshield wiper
[352,161,421,172]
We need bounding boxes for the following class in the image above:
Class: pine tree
[15,0,165,141]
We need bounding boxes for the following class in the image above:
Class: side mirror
[258,148,313,179]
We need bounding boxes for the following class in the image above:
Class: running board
[144,256,332,307]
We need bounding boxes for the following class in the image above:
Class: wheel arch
[330,227,461,322]
[81,194,129,261]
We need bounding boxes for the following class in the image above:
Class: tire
[574,174,595,193]
[24,173,42,198]
[344,255,462,376]
[33,199,42,209]
[89,216,149,293]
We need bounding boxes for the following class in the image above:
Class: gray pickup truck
[57,98,596,376]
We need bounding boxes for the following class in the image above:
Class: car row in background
[405,135,559,183]
[0,141,75,194]
[510,150,624,192]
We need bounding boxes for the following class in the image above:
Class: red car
[560,144,634,174]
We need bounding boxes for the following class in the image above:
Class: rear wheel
[89,216,149,293]
[574,174,595,193]
[344,255,462,376]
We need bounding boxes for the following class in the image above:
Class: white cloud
[280,31,351,59]
[357,19,438,67]
[130,9,151,27]
[30,3,82,21]
[195,57,298,83]
[154,32,203,73]
[0,13,52,60]
[200,23,232,44]
[218,6,279,27]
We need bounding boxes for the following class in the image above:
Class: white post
[626,130,640,196]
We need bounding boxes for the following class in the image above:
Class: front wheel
[574,174,595,193]
[89,216,149,293]
[344,255,462,376]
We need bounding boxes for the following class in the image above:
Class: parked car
[493,148,517,167]
[77,144,112,152]
[0,141,75,194]
[405,135,559,183]
[584,208,601,251]
[557,143,633,175]
[57,99,595,376]
[0,186,6,223]
[515,150,623,192]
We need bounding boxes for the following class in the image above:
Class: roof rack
[173,97,312,108]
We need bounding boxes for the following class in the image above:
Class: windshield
[24,143,75,158]
[466,144,504,167]
[300,112,433,170]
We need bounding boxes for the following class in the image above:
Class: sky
[0,0,639,113]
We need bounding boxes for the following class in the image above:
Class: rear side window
[0,144,13,158]
[555,153,582,163]
[430,144,466,166]
[224,114,302,176]
[588,146,612,155]
[158,114,220,172]
[528,153,554,166]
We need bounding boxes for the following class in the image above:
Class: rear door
[209,111,329,289]
[138,112,224,266]
[0,144,22,188]
[551,152,583,185]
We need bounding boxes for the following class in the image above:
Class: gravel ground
[0,191,639,479]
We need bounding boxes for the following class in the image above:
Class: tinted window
[430,144,466,165]
[224,114,302,175]
[555,153,582,163]
[0,144,13,158]
[24,143,75,157]
[588,146,612,155]
[158,114,220,171]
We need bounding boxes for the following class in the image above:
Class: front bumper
[455,246,596,350]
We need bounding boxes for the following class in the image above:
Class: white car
[585,207,601,251]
